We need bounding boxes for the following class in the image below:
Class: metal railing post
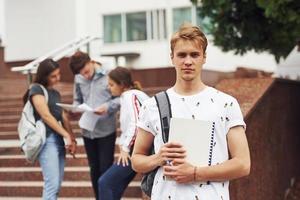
[87,42,90,55]
[27,71,33,86]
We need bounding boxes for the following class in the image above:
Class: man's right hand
[157,142,186,166]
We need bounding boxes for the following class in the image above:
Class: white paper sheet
[56,103,94,113]
[78,111,100,132]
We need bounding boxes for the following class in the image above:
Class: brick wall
[230,80,300,200]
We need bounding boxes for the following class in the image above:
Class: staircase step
[0,167,142,181]
[0,198,141,200]
[0,167,90,181]
[0,107,22,113]
[0,101,23,108]
[0,131,20,140]
[0,115,20,123]
[0,115,78,124]
[0,154,90,167]
[0,95,23,102]
[0,146,87,155]
[0,152,130,167]
[0,121,79,132]
[0,128,82,140]
[0,181,142,197]
[0,138,121,155]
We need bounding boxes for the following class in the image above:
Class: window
[126,12,147,41]
[196,8,212,35]
[103,10,167,43]
[150,9,167,40]
[173,7,191,32]
[103,14,122,43]
[172,7,212,34]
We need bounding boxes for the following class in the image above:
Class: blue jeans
[98,161,136,200]
[39,132,65,200]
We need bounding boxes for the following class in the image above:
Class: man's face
[79,62,95,80]
[171,39,206,82]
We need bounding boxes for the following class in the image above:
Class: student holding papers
[132,24,251,200]
[69,51,120,200]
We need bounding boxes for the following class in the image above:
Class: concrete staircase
[0,80,143,199]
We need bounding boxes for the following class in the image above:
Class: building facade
[2,0,277,72]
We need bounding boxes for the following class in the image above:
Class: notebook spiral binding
[208,122,215,166]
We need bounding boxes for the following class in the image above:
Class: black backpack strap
[141,91,172,197]
[154,91,172,143]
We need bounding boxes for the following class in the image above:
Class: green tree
[191,0,300,62]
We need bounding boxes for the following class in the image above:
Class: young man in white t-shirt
[131,24,251,200]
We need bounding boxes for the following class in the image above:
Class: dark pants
[83,133,116,200]
[98,161,136,200]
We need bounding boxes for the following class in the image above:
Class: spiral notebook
[169,118,215,167]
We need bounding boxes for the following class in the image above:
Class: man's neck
[173,79,207,96]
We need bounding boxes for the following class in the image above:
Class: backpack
[141,91,171,197]
[18,84,48,163]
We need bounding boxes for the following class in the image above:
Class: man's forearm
[196,157,250,182]
[106,97,120,113]
[131,153,161,173]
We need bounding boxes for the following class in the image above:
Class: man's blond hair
[170,23,208,55]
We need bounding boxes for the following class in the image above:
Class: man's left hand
[163,159,195,184]
[94,104,108,115]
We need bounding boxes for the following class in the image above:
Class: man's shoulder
[74,74,107,84]
[74,74,86,83]
[209,87,237,102]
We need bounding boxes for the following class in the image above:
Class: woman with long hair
[23,59,76,199]
[98,66,149,200]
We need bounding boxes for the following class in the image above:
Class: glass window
[103,14,122,43]
[126,12,147,41]
[196,8,213,35]
[150,9,167,40]
[173,7,191,32]
[150,11,157,40]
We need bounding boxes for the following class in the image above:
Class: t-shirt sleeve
[28,84,44,101]
[225,97,246,133]
[137,99,156,136]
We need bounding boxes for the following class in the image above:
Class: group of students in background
[24,23,250,200]
[25,50,148,200]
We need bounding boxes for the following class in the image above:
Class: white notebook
[169,118,215,167]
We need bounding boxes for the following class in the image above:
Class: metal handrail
[52,36,98,61]
[11,36,99,73]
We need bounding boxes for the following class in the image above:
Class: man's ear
[203,53,207,64]
[170,52,174,65]
[170,52,174,59]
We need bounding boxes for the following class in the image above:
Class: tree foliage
[191,0,300,62]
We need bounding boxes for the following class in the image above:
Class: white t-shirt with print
[137,86,246,200]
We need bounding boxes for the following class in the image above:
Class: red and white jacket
[118,89,149,152]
